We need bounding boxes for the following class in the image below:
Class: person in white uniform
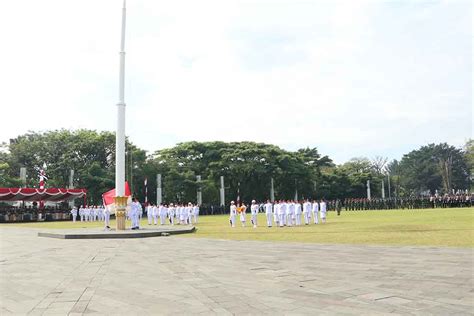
[179,204,186,224]
[187,203,193,225]
[250,200,258,228]
[193,204,199,224]
[278,201,286,227]
[303,200,312,225]
[103,205,110,229]
[147,204,154,225]
[229,201,237,228]
[264,200,273,227]
[157,204,163,225]
[151,204,158,225]
[295,201,302,226]
[320,199,327,223]
[70,206,78,222]
[130,198,141,230]
[273,201,280,226]
[287,201,295,227]
[79,206,84,222]
[312,200,319,224]
[168,203,175,225]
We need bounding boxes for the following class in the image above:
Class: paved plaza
[0,227,472,315]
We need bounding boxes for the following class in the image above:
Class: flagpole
[115,0,128,230]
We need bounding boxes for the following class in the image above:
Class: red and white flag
[102,182,132,214]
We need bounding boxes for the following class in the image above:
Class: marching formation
[144,202,200,227]
[70,205,111,228]
[70,200,200,230]
[229,199,328,228]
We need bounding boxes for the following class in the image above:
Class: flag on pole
[102,182,132,214]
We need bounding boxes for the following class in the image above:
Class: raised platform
[38,226,196,239]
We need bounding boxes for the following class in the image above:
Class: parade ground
[1,208,473,315]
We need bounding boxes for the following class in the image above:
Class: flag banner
[102,182,132,214]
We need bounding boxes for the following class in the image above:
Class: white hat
[252,200,256,203]
[231,201,235,204]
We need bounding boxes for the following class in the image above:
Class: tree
[4,130,144,204]
[398,143,469,195]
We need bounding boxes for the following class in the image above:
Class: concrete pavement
[0,227,472,315]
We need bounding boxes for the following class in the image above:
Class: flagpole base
[115,196,128,230]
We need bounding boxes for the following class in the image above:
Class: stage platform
[38,225,196,239]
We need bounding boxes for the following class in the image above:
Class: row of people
[145,203,200,226]
[70,205,112,228]
[229,199,328,228]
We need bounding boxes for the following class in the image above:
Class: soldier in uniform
[320,199,327,223]
[70,206,78,222]
[250,200,258,228]
[312,200,319,224]
[103,204,111,229]
[303,199,311,225]
[229,201,237,228]
[295,200,302,225]
[147,203,154,225]
[264,200,273,227]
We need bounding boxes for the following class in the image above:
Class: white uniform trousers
[278,214,285,227]
[104,212,110,227]
[303,212,310,225]
[147,212,153,225]
[295,213,302,226]
[313,211,319,224]
[266,213,273,227]
[251,214,258,228]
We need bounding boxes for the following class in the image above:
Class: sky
[0,0,471,164]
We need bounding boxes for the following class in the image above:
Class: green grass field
[6,208,474,247]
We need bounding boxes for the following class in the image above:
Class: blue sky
[0,0,471,164]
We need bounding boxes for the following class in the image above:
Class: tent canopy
[0,188,87,202]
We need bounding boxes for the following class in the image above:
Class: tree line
[0,130,472,205]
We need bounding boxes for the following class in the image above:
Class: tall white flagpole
[115,0,127,230]
[116,0,126,197]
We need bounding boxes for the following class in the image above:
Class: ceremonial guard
[188,202,194,225]
[250,200,258,228]
[229,201,237,228]
[168,203,175,225]
[320,199,327,223]
[312,200,319,224]
[278,201,286,227]
[264,200,273,227]
[130,198,141,230]
[79,206,85,222]
[273,201,280,226]
[147,204,153,225]
[303,200,311,225]
[70,206,78,222]
[193,204,200,224]
[287,201,295,226]
[104,205,110,229]
[152,204,158,225]
[295,201,302,226]
[160,204,168,225]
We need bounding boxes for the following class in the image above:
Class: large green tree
[4,130,146,204]
[398,143,469,195]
